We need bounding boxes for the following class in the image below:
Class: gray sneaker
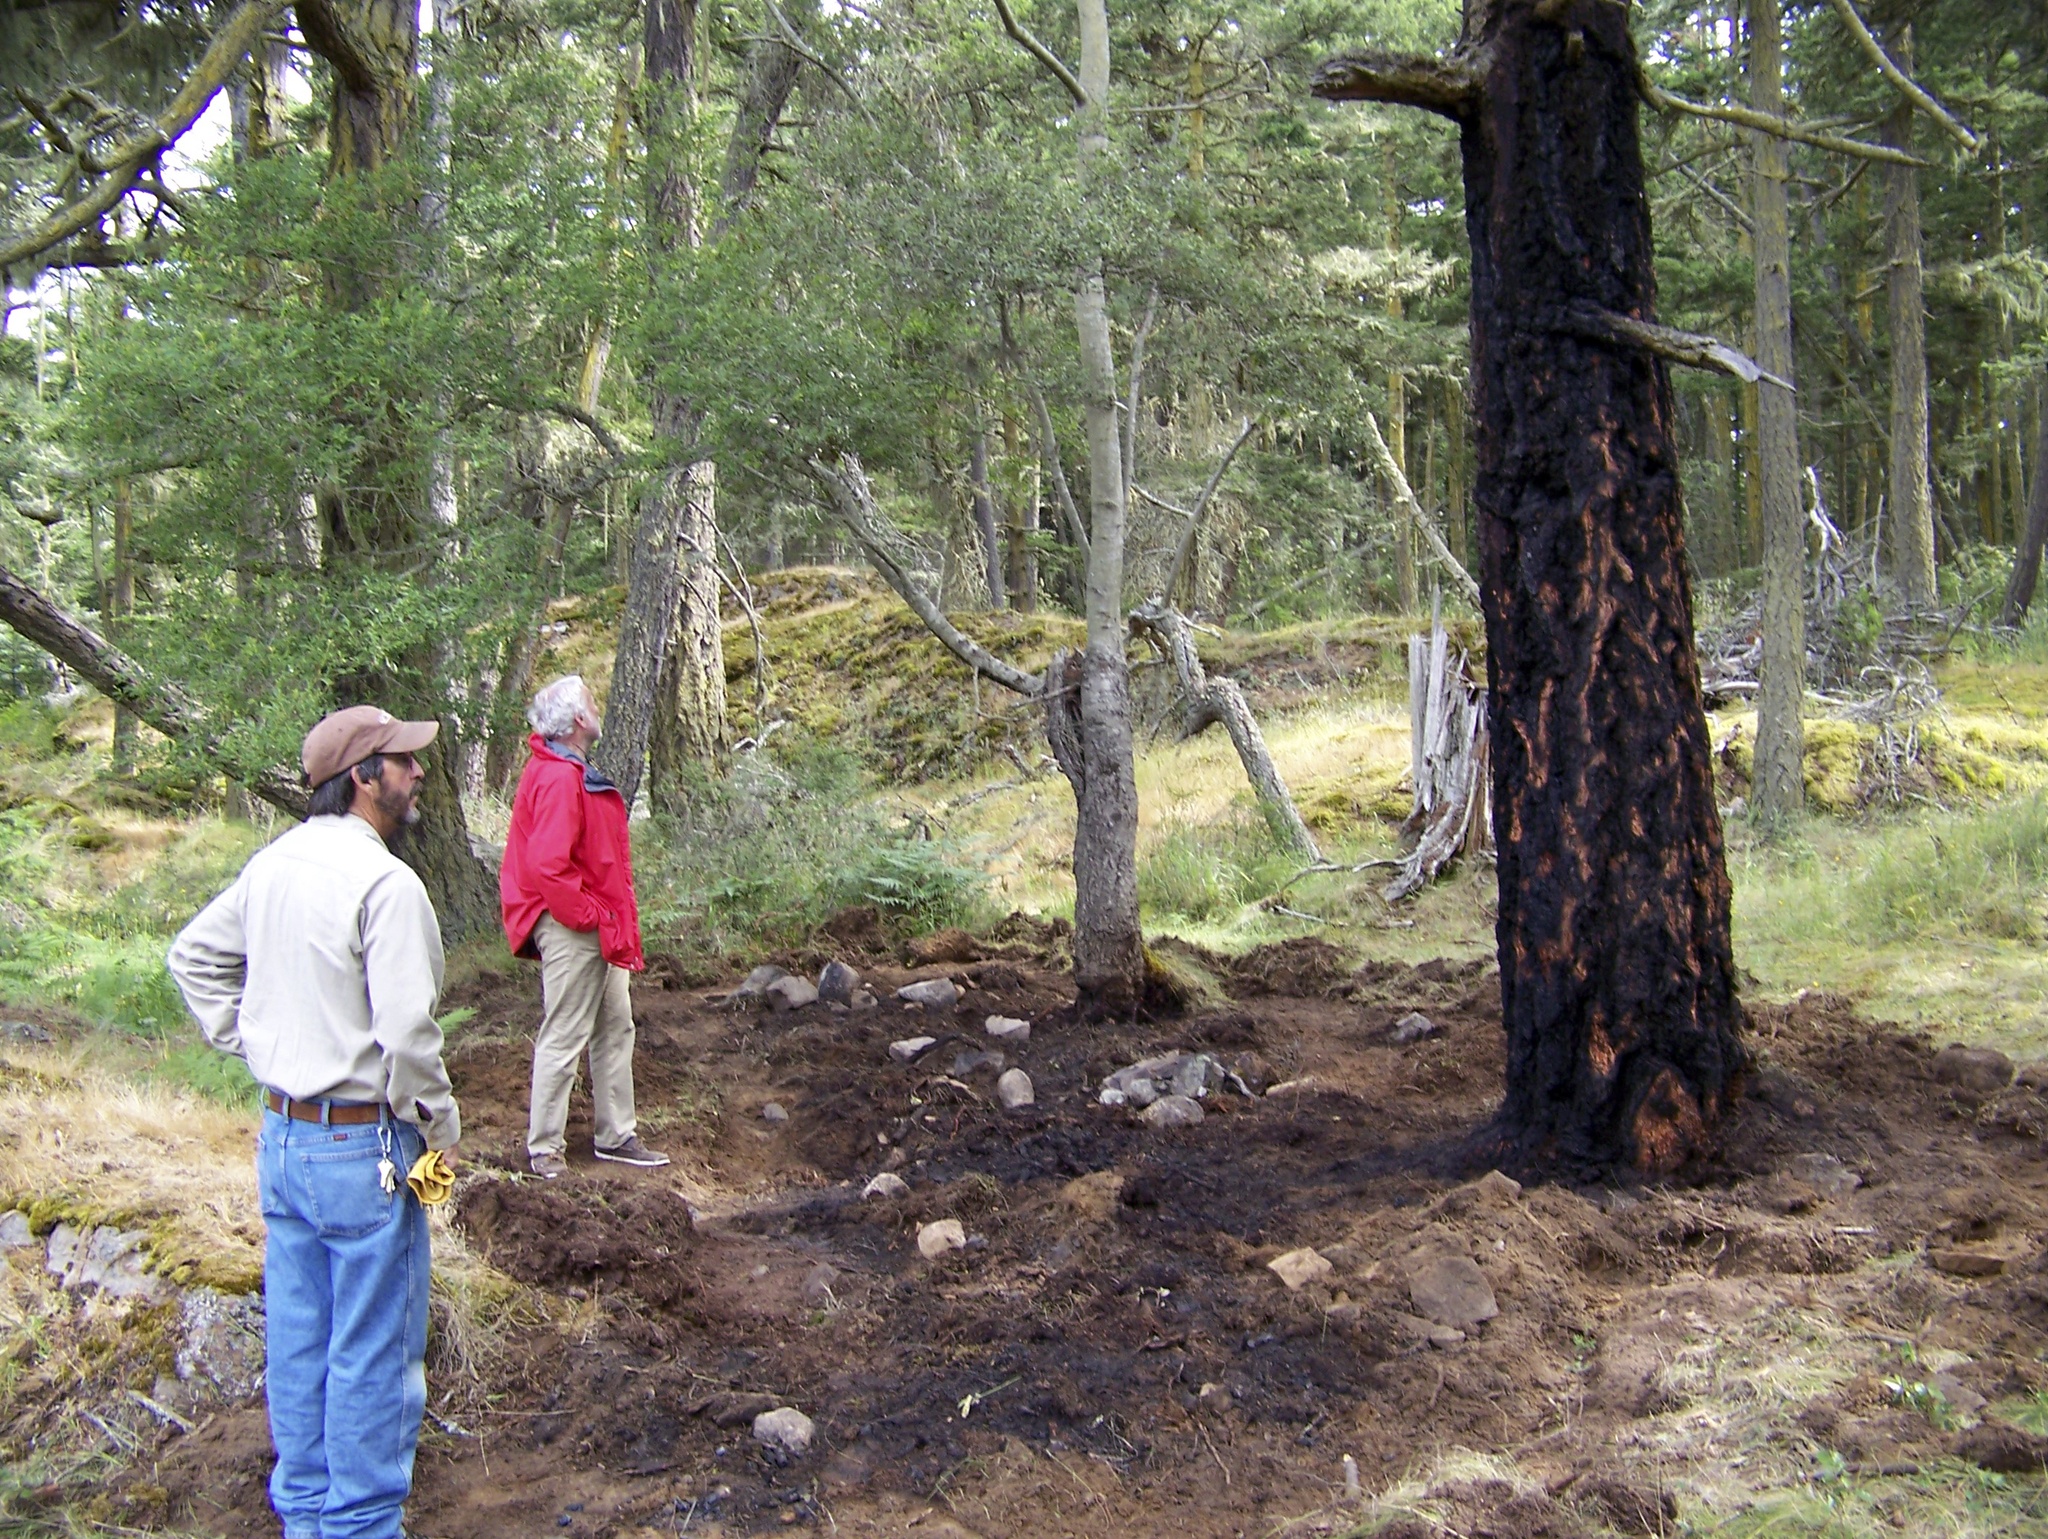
[593,1135,671,1168]
[529,1151,568,1179]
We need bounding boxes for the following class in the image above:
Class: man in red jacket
[501,675,669,1177]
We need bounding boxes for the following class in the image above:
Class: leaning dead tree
[1316,0,1748,1177]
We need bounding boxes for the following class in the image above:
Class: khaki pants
[527,915,637,1157]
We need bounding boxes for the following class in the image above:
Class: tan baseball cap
[302,706,439,786]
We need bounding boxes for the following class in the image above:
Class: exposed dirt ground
[143,921,2048,1539]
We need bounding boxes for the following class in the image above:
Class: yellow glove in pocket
[406,1149,456,1206]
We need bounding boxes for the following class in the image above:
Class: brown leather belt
[265,1090,385,1126]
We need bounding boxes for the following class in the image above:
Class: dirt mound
[138,954,2048,1539]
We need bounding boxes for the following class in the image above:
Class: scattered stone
[0,1019,51,1043]
[732,965,789,1004]
[46,1223,167,1301]
[817,961,861,1006]
[0,1210,31,1250]
[1955,1422,2048,1473]
[1267,1248,1333,1290]
[1196,1382,1232,1414]
[1785,1153,1862,1199]
[984,1015,1031,1044]
[1390,1011,1440,1044]
[996,1069,1035,1110]
[862,1173,910,1200]
[951,1048,1005,1077]
[752,1407,816,1459]
[917,1219,967,1258]
[850,991,879,1011]
[1403,1250,1499,1327]
[1427,1325,1468,1348]
[898,978,961,1010]
[762,1102,790,1125]
[1929,1247,2006,1278]
[765,975,819,1012]
[1141,1095,1205,1130]
[801,1264,842,1308]
[1097,1088,1128,1107]
[889,1036,937,1063]
[1100,1052,1237,1107]
[1932,1044,2015,1095]
[175,1287,265,1401]
[1059,1171,1124,1222]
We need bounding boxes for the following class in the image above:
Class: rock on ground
[46,1223,167,1302]
[731,965,788,1003]
[862,1173,909,1200]
[917,1219,967,1258]
[996,1069,1034,1109]
[1390,1011,1440,1044]
[889,1036,937,1063]
[1268,1248,1332,1290]
[1403,1249,1499,1327]
[762,1102,790,1124]
[898,978,960,1009]
[1784,1153,1861,1198]
[1141,1095,1205,1129]
[817,960,861,1006]
[752,1406,815,1458]
[765,975,819,1012]
[984,1015,1031,1043]
[0,1209,31,1249]
[175,1287,266,1401]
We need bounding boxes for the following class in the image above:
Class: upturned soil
[149,920,2048,1538]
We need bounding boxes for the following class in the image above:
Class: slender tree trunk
[1386,144,1416,613]
[1885,30,1936,604]
[2000,376,2048,626]
[110,479,137,773]
[1317,0,1746,1176]
[1004,407,1038,611]
[970,428,1006,607]
[1749,0,1804,820]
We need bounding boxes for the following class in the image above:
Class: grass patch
[1137,807,1301,925]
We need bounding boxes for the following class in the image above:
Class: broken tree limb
[1822,0,1978,153]
[0,0,285,281]
[1382,610,1491,903]
[1310,52,1485,121]
[1555,304,1792,391]
[1361,412,1481,609]
[0,561,309,816]
[807,453,1045,698]
[1157,416,1257,606]
[1127,599,1321,861]
[1636,74,1926,167]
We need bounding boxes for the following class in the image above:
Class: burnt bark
[1316,0,1745,1177]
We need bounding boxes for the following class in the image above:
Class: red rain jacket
[500,735,644,972]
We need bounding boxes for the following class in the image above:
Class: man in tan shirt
[168,705,458,1539]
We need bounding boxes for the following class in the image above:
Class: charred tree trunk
[1315,0,1746,1177]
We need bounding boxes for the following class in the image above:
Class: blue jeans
[257,1107,430,1539]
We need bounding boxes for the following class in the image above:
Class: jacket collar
[528,734,621,797]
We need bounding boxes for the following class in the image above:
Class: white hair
[528,675,596,738]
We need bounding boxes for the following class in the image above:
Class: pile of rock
[728,962,878,1012]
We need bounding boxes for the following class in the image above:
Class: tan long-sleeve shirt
[166,814,460,1149]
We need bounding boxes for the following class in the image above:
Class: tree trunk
[971,428,1006,607]
[110,478,137,773]
[1004,407,1038,611]
[2000,374,2048,627]
[1749,0,1804,820]
[1884,32,1936,605]
[1316,0,1747,1177]
[1386,143,1417,614]
[649,462,728,812]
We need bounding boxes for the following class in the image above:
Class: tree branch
[1638,73,1927,167]
[0,0,284,282]
[1309,52,1482,121]
[991,0,1087,108]
[0,562,308,816]
[1362,412,1480,609]
[1158,415,1255,604]
[1027,380,1090,557]
[807,453,1044,697]
[1822,0,1978,153]
[1555,302,1792,391]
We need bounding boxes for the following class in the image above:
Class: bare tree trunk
[650,463,728,812]
[2001,375,2048,627]
[110,479,137,773]
[1003,407,1038,610]
[970,428,1006,607]
[1750,0,1805,819]
[1129,601,1319,859]
[1884,31,1936,605]
[1316,0,1746,1177]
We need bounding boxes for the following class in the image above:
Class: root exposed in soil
[123,939,2048,1538]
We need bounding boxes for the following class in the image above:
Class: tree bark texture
[1749,0,1805,819]
[1044,646,1142,1015]
[970,429,1006,608]
[1884,43,1936,606]
[650,462,729,812]
[1317,0,1746,1176]
[2001,374,2048,627]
